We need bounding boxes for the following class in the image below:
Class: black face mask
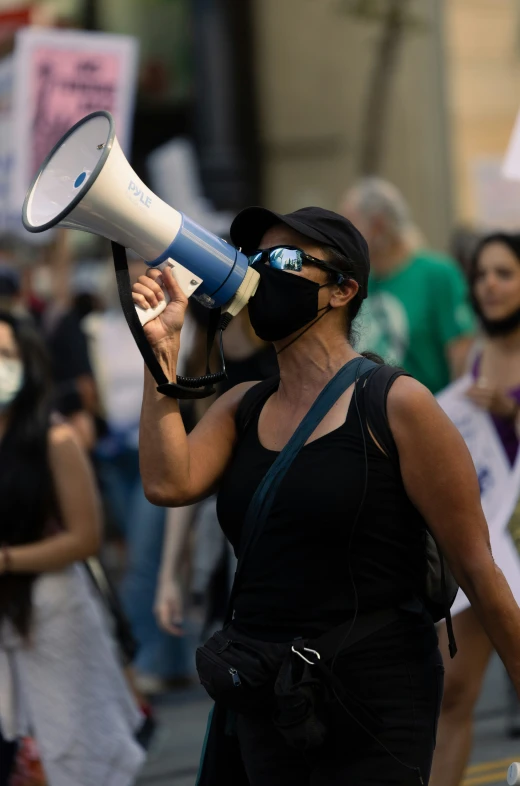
[247,263,330,343]
[478,305,520,337]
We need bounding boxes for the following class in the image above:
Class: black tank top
[216,372,427,641]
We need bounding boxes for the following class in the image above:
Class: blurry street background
[2,1,520,785]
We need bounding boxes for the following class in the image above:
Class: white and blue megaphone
[22,110,260,397]
[21,110,259,327]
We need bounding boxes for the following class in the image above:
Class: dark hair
[0,312,55,638]
[468,231,520,314]
[324,245,366,339]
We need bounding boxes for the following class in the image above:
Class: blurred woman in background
[0,312,145,786]
[431,232,520,786]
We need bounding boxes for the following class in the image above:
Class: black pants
[0,733,17,786]
[237,647,444,786]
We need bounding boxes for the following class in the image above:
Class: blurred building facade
[6,0,520,243]
[251,0,452,247]
[446,0,520,231]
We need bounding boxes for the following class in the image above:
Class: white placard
[503,109,520,181]
[472,158,520,231]
[437,375,520,615]
[4,26,138,240]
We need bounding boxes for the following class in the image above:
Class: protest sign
[11,27,138,218]
[437,374,520,615]
[0,27,138,239]
[0,55,16,235]
[503,108,520,181]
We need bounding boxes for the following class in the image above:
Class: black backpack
[236,363,458,658]
[361,364,458,658]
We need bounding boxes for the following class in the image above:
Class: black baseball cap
[230,205,370,297]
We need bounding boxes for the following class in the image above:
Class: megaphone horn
[22,110,260,398]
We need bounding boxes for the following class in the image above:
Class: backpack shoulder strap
[235,375,280,438]
[362,364,410,462]
[363,365,458,658]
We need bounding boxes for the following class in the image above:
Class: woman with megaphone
[134,206,520,786]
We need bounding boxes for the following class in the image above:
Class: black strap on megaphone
[111,241,226,400]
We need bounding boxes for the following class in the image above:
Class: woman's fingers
[145,265,187,305]
[139,273,164,296]
[132,273,167,311]
[146,268,162,281]
[154,582,185,636]
[466,387,492,410]
[160,265,188,305]
[132,290,150,310]
[158,602,184,637]
[133,281,163,309]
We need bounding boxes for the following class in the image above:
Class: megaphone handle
[112,242,216,399]
[135,259,172,326]
[136,258,204,326]
[136,289,169,326]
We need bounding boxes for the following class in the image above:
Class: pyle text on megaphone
[22,110,260,327]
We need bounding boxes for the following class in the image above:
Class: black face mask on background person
[247,263,332,343]
[477,304,520,337]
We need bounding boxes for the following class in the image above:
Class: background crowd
[0,174,486,688]
[2,1,520,785]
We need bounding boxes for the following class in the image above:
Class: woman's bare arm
[141,368,255,506]
[155,503,197,635]
[135,264,256,506]
[5,424,102,573]
[388,376,520,689]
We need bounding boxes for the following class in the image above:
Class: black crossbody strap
[112,241,169,387]
[362,365,410,462]
[111,242,218,400]
[227,357,377,622]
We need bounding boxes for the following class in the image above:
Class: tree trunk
[358,0,411,175]
[83,0,98,31]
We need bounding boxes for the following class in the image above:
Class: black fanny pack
[196,609,399,751]
[196,624,289,715]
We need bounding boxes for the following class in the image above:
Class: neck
[370,237,414,277]
[486,324,520,353]
[275,324,358,407]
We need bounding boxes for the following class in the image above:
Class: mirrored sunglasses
[248,245,346,284]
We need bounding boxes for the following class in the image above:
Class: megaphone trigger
[136,258,203,327]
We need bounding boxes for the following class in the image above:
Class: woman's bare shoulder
[208,380,264,417]
[387,375,434,411]
[387,374,456,437]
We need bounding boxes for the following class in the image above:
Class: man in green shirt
[341,178,475,393]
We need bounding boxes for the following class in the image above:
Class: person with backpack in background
[430,232,520,786]
[133,206,520,786]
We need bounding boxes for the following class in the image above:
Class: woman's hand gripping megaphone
[132,266,188,349]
